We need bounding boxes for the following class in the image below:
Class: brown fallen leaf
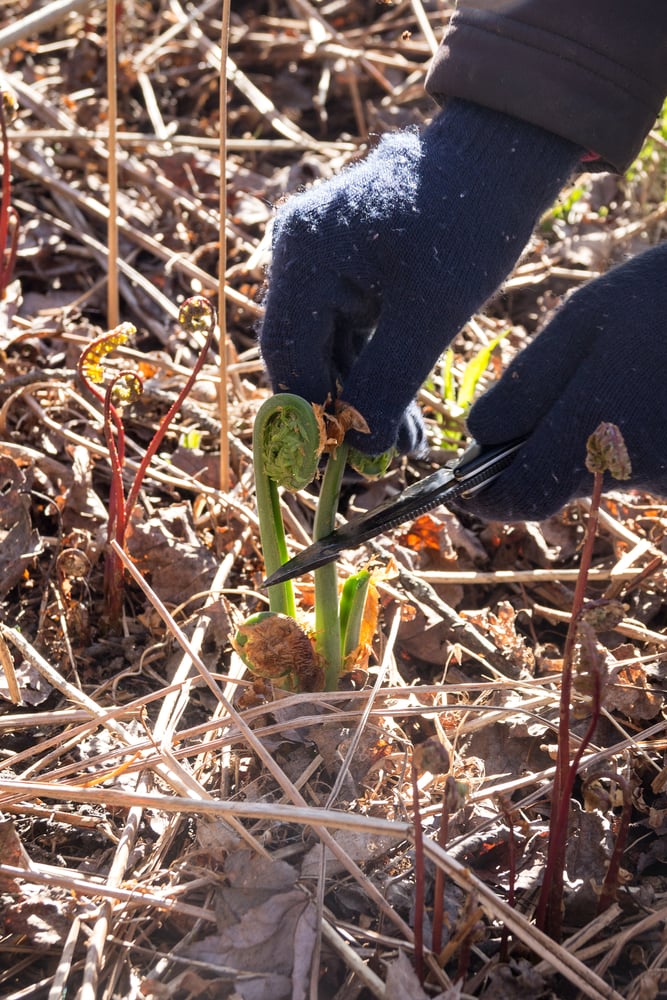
[461,601,535,675]
[301,830,396,878]
[126,501,218,606]
[179,853,316,1000]
[385,949,459,1000]
[0,895,75,947]
[0,819,35,891]
[478,959,548,1000]
[0,455,42,598]
[0,652,52,706]
[0,821,75,946]
[59,445,108,558]
[604,650,664,721]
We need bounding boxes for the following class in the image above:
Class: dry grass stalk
[218,0,231,492]
[105,0,119,329]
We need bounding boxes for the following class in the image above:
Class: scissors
[263,436,525,588]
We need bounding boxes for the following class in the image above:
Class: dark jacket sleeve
[425,1,667,173]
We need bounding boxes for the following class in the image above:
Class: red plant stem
[0,103,10,261]
[593,772,633,914]
[103,385,129,623]
[0,98,17,296]
[535,471,603,939]
[124,319,214,516]
[2,208,18,293]
[431,790,450,956]
[499,801,517,962]
[411,760,426,985]
[76,301,216,625]
[103,394,127,543]
[540,667,603,933]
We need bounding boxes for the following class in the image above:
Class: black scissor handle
[451,437,526,496]
[262,437,526,588]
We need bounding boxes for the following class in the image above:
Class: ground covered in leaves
[1,2,667,998]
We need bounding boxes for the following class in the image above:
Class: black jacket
[426,0,667,172]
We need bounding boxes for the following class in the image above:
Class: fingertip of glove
[346,404,427,458]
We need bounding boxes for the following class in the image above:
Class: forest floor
[0,2,666,998]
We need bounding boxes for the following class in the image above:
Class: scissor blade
[264,466,457,588]
[262,438,525,588]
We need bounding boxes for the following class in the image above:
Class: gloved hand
[464,242,667,521]
[260,100,580,455]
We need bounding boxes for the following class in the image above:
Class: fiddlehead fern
[253,393,323,617]
[250,393,392,690]
[76,298,217,627]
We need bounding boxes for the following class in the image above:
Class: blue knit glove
[260,100,580,455]
[465,243,667,521]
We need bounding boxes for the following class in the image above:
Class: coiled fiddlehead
[253,393,323,618]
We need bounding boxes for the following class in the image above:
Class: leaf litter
[0,1,666,998]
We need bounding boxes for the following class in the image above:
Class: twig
[417,566,647,585]
[310,610,401,1000]
[218,0,231,492]
[411,754,426,984]
[1,863,217,923]
[10,129,358,151]
[79,776,147,1000]
[409,0,439,55]
[533,603,667,647]
[169,0,321,148]
[320,918,386,1000]
[106,0,119,328]
[48,915,81,1000]
[0,623,235,813]
[12,148,259,322]
[0,0,101,49]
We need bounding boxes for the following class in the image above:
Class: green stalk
[312,442,348,688]
[253,394,322,618]
[255,465,294,618]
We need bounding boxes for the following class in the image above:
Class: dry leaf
[385,950,461,1000]
[61,444,108,540]
[384,950,430,1000]
[605,652,664,721]
[180,852,317,1000]
[400,513,448,554]
[0,632,20,704]
[301,830,395,878]
[0,655,52,706]
[478,960,548,1000]
[0,820,35,891]
[0,897,74,947]
[0,456,42,598]
[126,501,217,605]
[461,602,535,674]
